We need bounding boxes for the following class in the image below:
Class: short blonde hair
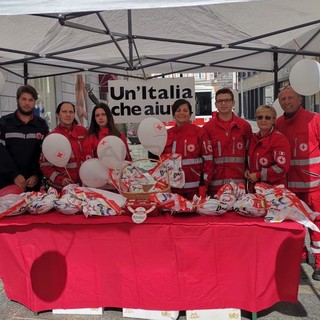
[255,105,277,118]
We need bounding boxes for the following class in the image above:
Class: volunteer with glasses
[203,88,252,196]
[245,105,291,190]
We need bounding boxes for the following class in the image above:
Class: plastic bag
[22,187,58,214]
[263,185,320,231]
[234,193,267,217]
[0,194,27,217]
[148,193,194,213]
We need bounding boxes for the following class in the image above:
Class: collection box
[123,308,179,320]
[186,308,241,320]
[52,307,103,315]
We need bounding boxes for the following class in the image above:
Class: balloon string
[64,167,72,180]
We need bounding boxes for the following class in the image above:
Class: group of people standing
[39,101,132,190]
[162,86,320,281]
[0,84,131,194]
[0,84,319,280]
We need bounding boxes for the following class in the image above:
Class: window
[30,77,56,130]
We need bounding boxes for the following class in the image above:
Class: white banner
[108,78,195,123]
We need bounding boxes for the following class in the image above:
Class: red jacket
[276,107,320,193]
[247,127,291,186]
[40,124,87,189]
[203,113,252,194]
[163,122,213,196]
[82,128,132,161]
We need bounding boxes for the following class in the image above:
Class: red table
[0,211,305,313]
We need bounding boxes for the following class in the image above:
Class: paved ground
[1,258,320,320]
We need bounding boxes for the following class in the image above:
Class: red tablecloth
[0,211,305,312]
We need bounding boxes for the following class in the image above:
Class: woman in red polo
[82,102,132,162]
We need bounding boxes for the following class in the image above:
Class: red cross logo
[187,144,195,152]
[259,157,268,166]
[277,156,286,165]
[56,152,64,158]
[155,123,163,131]
[299,143,308,152]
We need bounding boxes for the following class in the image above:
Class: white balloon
[0,71,5,94]
[97,135,126,169]
[272,98,283,118]
[79,158,109,188]
[42,133,72,167]
[289,59,320,96]
[137,117,168,156]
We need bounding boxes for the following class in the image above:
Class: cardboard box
[52,307,103,315]
[186,308,241,320]
[123,308,179,320]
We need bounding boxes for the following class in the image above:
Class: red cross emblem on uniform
[277,156,286,165]
[299,143,308,152]
[259,157,268,165]
[187,144,195,152]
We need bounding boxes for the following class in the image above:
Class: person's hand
[26,175,39,189]
[14,174,28,191]
[244,170,251,180]
[62,178,75,186]
[247,172,259,184]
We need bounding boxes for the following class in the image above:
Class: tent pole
[23,62,28,84]
[128,10,133,69]
[273,51,280,100]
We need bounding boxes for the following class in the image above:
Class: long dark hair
[87,102,121,138]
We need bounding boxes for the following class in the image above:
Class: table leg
[251,312,258,320]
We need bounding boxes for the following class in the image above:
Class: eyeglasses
[216,98,233,104]
[256,115,273,121]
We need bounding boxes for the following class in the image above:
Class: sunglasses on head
[256,115,273,121]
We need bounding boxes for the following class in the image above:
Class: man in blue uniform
[0,84,49,194]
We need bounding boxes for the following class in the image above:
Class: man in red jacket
[203,88,252,196]
[276,85,320,281]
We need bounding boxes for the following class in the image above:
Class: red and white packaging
[73,187,124,217]
[262,184,320,231]
[150,154,185,188]
[196,192,237,216]
[149,193,194,213]
[54,193,83,215]
[215,180,246,200]
[234,193,267,217]
[22,187,58,214]
[0,194,27,218]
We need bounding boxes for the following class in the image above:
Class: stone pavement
[1,258,320,320]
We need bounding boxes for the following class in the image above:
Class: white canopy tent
[0,0,319,89]
[0,0,262,15]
